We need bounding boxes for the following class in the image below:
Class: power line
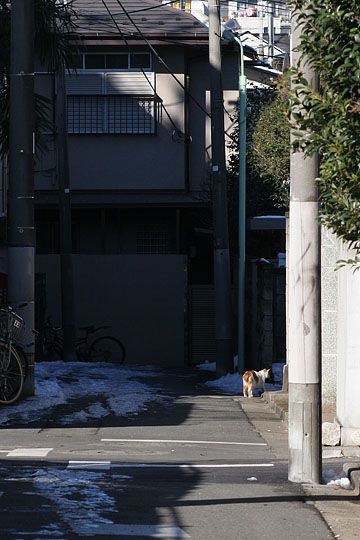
[112,0,212,121]
[128,0,180,13]
[72,1,281,143]
[99,0,181,133]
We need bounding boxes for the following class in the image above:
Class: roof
[240,31,287,58]
[71,0,208,40]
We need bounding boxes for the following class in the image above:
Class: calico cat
[242,368,271,398]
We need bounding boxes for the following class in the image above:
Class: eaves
[70,34,209,48]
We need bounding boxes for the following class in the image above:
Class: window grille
[136,230,171,254]
[66,69,156,134]
[68,95,156,135]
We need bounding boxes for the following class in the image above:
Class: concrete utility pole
[8,0,35,395]
[208,0,233,375]
[267,1,275,66]
[56,65,76,362]
[288,6,322,484]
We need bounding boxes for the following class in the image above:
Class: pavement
[0,366,359,539]
[259,388,360,540]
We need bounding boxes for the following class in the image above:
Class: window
[68,95,156,134]
[66,52,156,135]
[136,230,172,254]
[106,54,128,69]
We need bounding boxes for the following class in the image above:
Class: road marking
[111,463,274,469]
[67,460,111,470]
[101,438,266,446]
[72,523,190,538]
[6,448,53,457]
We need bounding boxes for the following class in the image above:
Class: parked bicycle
[0,306,34,405]
[41,317,126,364]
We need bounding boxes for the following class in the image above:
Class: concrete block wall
[321,227,338,411]
[336,241,360,445]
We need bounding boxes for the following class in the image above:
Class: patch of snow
[197,361,216,372]
[206,372,244,395]
[202,361,284,395]
[323,469,352,490]
[12,467,130,536]
[0,362,166,426]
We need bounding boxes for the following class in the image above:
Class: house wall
[36,254,187,365]
[187,51,240,193]
[34,47,271,196]
[35,48,187,192]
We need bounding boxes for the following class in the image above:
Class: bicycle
[0,306,33,405]
[41,317,126,364]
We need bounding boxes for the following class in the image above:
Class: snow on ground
[197,358,284,396]
[322,469,352,490]
[0,358,285,424]
[6,466,132,537]
[0,361,166,426]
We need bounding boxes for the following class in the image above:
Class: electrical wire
[128,0,181,14]
[72,0,282,142]
[99,0,181,133]
[116,0,237,144]
[126,0,288,16]
[112,0,212,120]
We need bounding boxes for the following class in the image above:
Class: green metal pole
[235,36,247,375]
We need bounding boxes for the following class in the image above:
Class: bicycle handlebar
[95,325,111,332]
[78,325,112,335]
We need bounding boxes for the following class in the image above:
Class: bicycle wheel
[0,343,24,405]
[89,336,126,364]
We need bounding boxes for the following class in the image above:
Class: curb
[262,390,289,421]
[343,462,360,496]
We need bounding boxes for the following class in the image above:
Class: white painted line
[111,463,274,469]
[67,460,111,470]
[72,523,190,538]
[101,438,267,446]
[6,448,53,458]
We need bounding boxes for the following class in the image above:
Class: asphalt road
[0,369,334,539]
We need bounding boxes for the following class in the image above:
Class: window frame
[73,52,152,72]
[66,52,156,136]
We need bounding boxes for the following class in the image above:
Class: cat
[242,368,271,398]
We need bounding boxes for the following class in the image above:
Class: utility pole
[56,65,76,361]
[8,0,35,395]
[288,5,322,484]
[208,0,233,376]
[258,1,265,60]
[267,0,275,66]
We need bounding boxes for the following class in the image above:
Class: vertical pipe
[56,65,76,362]
[208,0,233,375]
[8,0,35,395]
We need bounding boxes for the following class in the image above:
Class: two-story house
[34,0,279,367]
